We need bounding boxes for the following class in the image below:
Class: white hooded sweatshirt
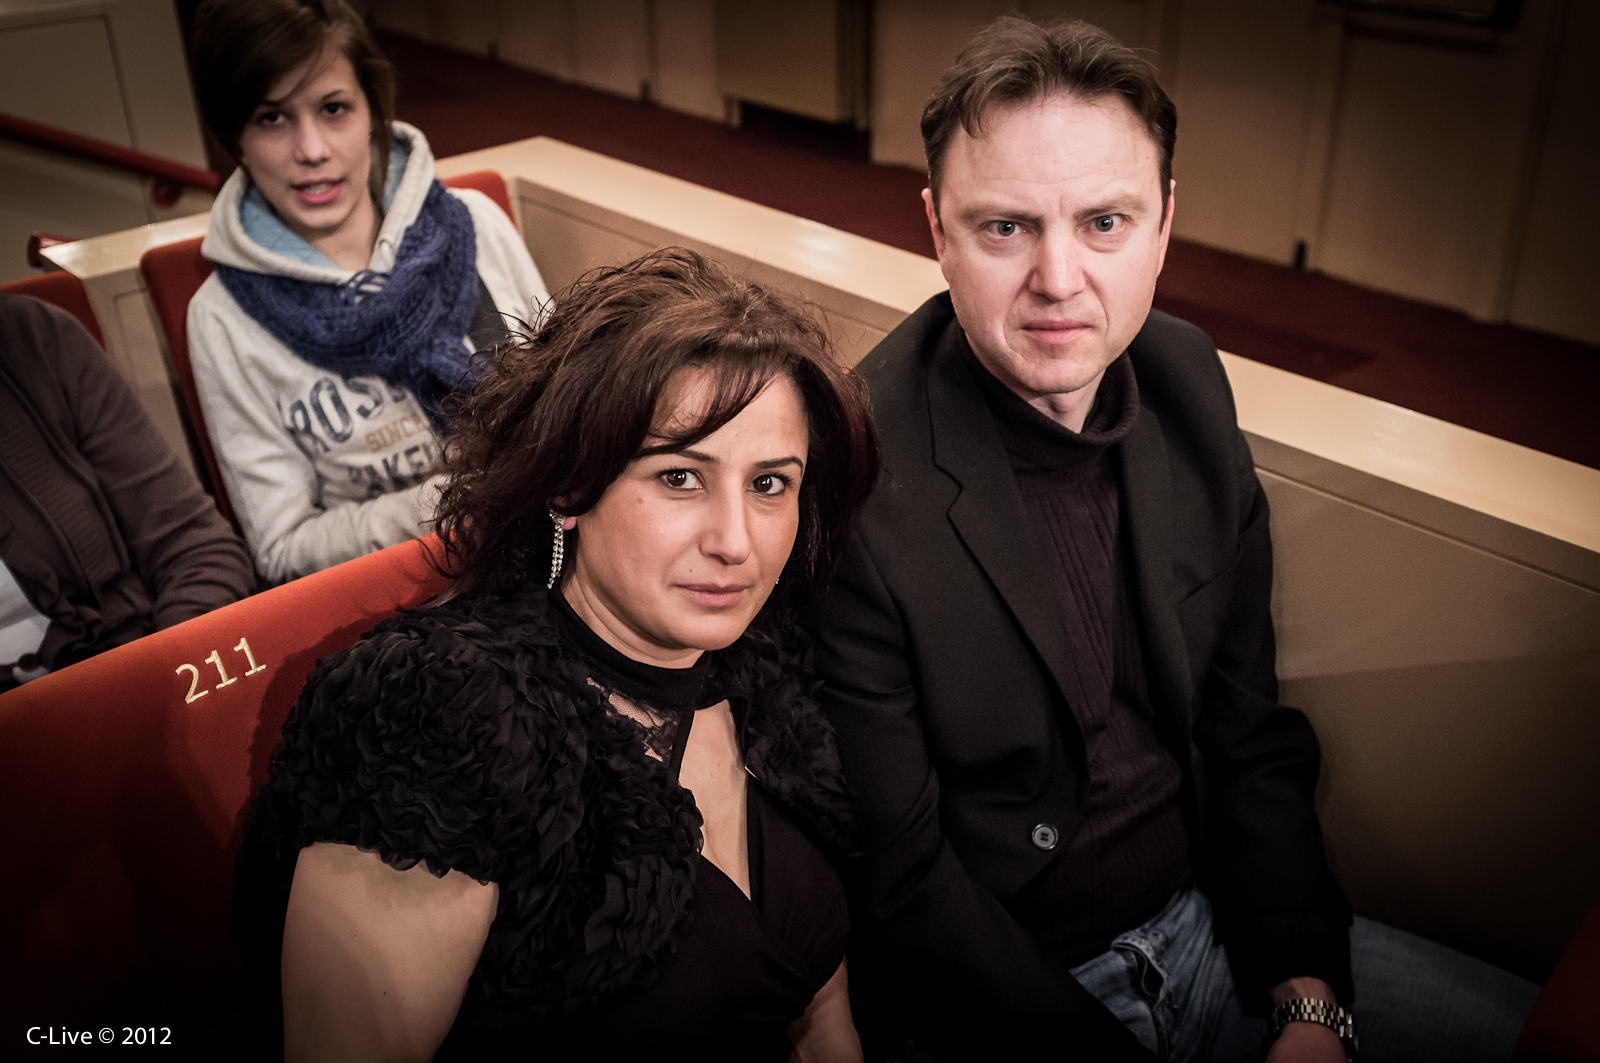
[188,122,546,584]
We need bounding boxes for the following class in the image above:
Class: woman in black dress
[233,249,878,1060]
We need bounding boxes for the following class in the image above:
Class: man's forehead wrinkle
[947,152,1157,225]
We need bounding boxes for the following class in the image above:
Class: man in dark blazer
[807,15,1535,1063]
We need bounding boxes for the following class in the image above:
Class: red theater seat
[0,268,105,348]
[0,536,451,1050]
[440,168,515,221]
[138,169,514,537]
[1516,899,1600,1062]
[140,235,229,529]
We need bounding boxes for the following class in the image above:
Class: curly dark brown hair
[433,248,879,598]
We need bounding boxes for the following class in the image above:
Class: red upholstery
[0,268,105,348]
[441,168,514,221]
[136,169,513,539]
[0,536,451,1042]
[1516,899,1600,1062]
[139,235,233,539]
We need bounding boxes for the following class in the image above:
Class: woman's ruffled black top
[232,583,856,1057]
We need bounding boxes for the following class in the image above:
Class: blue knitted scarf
[215,180,479,432]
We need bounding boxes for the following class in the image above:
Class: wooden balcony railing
[0,110,220,207]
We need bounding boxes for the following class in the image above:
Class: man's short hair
[922,16,1177,214]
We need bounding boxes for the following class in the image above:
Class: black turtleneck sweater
[964,347,1192,968]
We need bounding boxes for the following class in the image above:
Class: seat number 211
[176,637,267,704]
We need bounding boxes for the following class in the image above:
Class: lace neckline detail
[551,591,718,709]
[548,590,728,771]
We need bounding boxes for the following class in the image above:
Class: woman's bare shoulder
[283,842,498,1062]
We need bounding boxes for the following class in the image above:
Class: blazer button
[1031,823,1059,851]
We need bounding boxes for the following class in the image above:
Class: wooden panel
[432,0,497,56]
[516,198,656,292]
[0,2,212,283]
[570,0,649,98]
[113,285,191,467]
[1024,0,1156,52]
[1509,1,1600,346]
[869,0,999,169]
[369,0,431,40]
[716,0,845,123]
[107,0,210,167]
[1264,467,1600,975]
[514,183,894,366]
[373,0,715,118]
[0,17,128,143]
[1315,6,1560,318]
[653,0,723,119]
[1237,347,1600,975]
[1168,1,1591,340]
[482,0,649,98]
[1224,353,1600,573]
[1239,337,1600,975]
[1167,0,1321,264]
[494,0,573,79]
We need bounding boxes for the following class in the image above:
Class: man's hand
[1265,977,1348,1063]
[1265,1019,1346,1063]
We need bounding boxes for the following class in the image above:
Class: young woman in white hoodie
[187,0,547,584]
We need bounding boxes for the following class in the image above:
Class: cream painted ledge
[434,137,946,317]
[42,212,209,279]
[434,137,947,365]
[1225,353,1600,592]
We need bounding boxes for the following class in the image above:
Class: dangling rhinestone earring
[547,509,565,589]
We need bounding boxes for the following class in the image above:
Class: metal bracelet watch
[1271,997,1358,1062]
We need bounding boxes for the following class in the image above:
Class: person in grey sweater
[0,294,254,690]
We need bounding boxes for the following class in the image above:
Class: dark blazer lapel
[1117,406,1194,732]
[924,334,1075,707]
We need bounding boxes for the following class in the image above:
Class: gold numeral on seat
[234,637,266,676]
[204,649,237,689]
[176,663,209,703]
[178,637,268,705]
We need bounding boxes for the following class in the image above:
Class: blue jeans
[1067,885,1539,1062]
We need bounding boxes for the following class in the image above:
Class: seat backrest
[0,536,451,1037]
[441,168,514,221]
[0,269,106,348]
[138,235,231,533]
